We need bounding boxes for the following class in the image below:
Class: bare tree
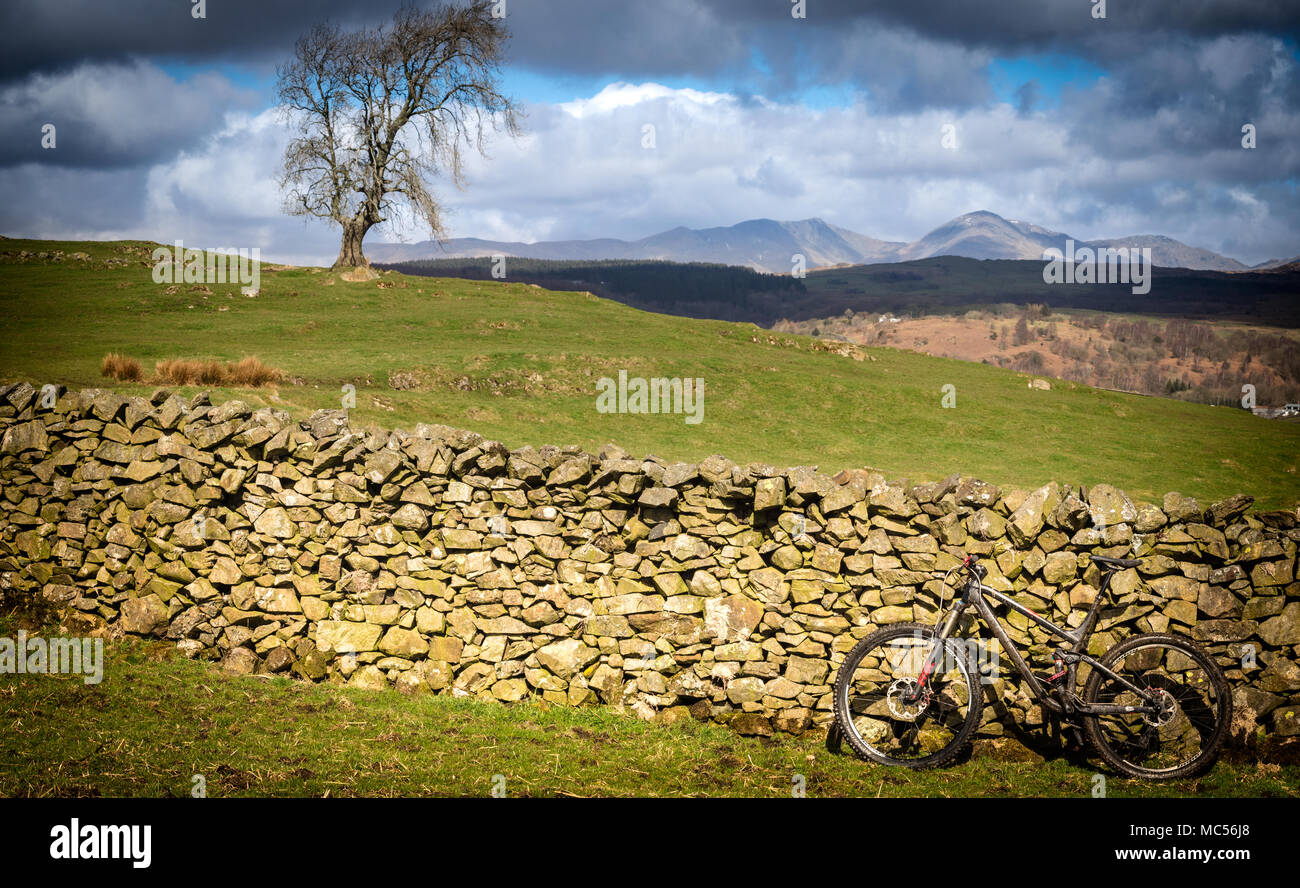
[1012,315,1031,346]
[277,1,519,269]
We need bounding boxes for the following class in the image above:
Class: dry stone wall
[2,382,1298,747]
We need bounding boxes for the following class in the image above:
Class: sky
[1,0,1298,266]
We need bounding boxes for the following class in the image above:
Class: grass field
[1,237,1298,509]
[2,625,1295,798]
[3,242,1299,799]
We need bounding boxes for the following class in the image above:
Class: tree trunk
[333,219,371,269]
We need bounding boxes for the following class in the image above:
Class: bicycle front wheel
[1082,632,1231,780]
[832,622,983,769]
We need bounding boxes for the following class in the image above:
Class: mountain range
[367,210,1291,274]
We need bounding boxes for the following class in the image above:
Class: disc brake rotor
[887,677,932,720]
[1142,687,1177,727]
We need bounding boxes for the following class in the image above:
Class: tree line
[381,257,808,323]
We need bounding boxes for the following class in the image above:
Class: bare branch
[275,1,520,267]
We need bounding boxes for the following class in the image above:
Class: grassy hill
[1,237,1298,509]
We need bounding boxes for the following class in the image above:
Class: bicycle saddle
[1090,555,1139,569]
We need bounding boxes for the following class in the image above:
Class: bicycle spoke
[839,631,978,763]
[1088,640,1227,775]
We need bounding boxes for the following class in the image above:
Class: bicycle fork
[913,602,967,696]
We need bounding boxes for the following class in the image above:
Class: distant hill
[895,212,1068,263]
[1081,234,1249,272]
[368,217,899,271]
[369,210,1264,272]
[893,213,1252,272]
[1254,254,1300,270]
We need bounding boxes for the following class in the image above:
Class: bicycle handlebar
[961,553,986,581]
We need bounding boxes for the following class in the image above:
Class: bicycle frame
[921,569,1164,719]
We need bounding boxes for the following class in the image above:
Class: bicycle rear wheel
[832,622,983,769]
[1082,632,1231,780]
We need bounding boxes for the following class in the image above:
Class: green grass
[2,629,1295,798]
[1,238,1298,509]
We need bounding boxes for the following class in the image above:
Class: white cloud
[415,81,1296,264]
[3,75,1297,267]
[144,109,290,224]
[432,84,1084,245]
[558,82,731,118]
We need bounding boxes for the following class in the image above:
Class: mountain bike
[832,553,1231,779]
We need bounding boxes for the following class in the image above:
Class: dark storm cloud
[501,1,1300,79]
[4,1,1298,122]
[1055,34,1300,176]
[0,61,258,169]
[0,0,747,82]
[0,164,153,235]
[800,24,995,110]
[8,1,1299,83]
[0,0,387,81]
[703,0,1300,48]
